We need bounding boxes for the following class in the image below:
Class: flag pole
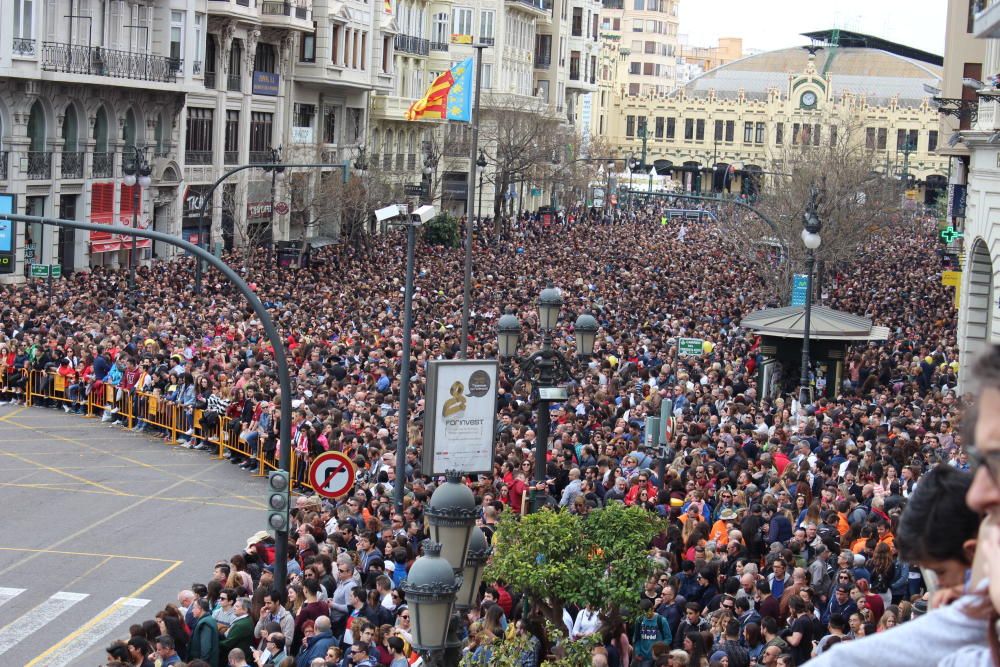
[460,43,485,360]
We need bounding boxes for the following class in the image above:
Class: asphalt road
[0,403,268,666]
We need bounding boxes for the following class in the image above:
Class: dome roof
[679,46,941,105]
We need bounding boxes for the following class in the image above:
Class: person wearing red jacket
[624,472,658,506]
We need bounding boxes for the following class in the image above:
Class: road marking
[0,588,25,609]
[0,592,89,656]
[27,597,150,667]
[0,407,28,422]
[0,451,127,497]
[0,547,180,563]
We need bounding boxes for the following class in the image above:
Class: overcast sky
[679,0,947,56]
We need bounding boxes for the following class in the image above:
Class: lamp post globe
[400,541,462,652]
[425,471,478,575]
[497,312,522,358]
[801,229,821,250]
[573,313,599,357]
[456,527,492,609]
[538,284,563,331]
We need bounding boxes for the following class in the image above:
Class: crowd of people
[0,199,982,667]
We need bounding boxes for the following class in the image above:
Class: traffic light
[267,470,290,533]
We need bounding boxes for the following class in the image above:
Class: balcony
[250,150,275,164]
[61,151,84,179]
[975,0,1000,38]
[260,0,312,29]
[25,152,51,180]
[40,42,182,83]
[12,37,35,57]
[0,153,8,180]
[393,34,430,56]
[430,40,449,52]
[506,0,549,15]
[228,73,242,91]
[534,53,551,69]
[225,150,239,165]
[186,151,213,165]
[382,154,392,170]
[92,152,114,178]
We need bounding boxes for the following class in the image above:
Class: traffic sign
[308,451,356,500]
[274,201,290,215]
[404,183,425,197]
[678,337,703,357]
[29,264,60,278]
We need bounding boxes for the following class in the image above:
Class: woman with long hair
[868,543,897,610]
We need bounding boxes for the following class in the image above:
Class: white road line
[31,596,150,667]
[0,591,89,656]
[0,588,25,609]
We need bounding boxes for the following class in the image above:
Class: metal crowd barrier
[16,370,338,484]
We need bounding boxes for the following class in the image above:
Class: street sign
[678,337,703,357]
[308,451,356,500]
[404,183,425,197]
[30,264,60,278]
[273,201,290,215]
[791,273,809,306]
[941,270,962,287]
[24,244,35,260]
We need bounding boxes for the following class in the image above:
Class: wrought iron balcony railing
[393,34,430,56]
[40,42,181,83]
[61,151,84,179]
[224,150,239,165]
[534,53,551,69]
[25,152,51,180]
[92,152,114,178]
[12,37,35,56]
[186,151,213,165]
[0,152,9,180]
[430,40,449,52]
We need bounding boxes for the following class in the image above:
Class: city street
[0,404,266,666]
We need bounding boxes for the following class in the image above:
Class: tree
[314,169,396,250]
[715,121,907,303]
[424,212,460,248]
[486,503,663,630]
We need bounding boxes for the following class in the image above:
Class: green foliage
[458,622,602,667]
[424,213,461,247]
[486,504,663,617]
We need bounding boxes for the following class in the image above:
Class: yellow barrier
[18,370,336,488]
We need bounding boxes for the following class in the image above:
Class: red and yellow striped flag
[405,70,455,121]
[385,0,392,14]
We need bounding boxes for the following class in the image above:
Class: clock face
[802,91,817,107]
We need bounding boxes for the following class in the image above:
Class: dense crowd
[0,201,976,667]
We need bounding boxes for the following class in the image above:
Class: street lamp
[476,149,487,225]
[122,145,152,303]
[606,161,615,221]
[261,147,285,251]
[799,185,822,407]
[400,541,462,657]
[497,285,599,511]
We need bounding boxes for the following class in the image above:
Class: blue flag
[446,57,474,122]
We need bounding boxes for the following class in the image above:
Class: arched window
[94,107,109,152]
[154,113,165,154]
[27,101,45,152]
[122,108,137,147]
[62,106,78,150]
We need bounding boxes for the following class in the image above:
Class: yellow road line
[0,406,27,421]
[0,547,180,563]
[5,417,265,508]
[0,451,127,496]
[0,481,263,510]
[25,559,183,667]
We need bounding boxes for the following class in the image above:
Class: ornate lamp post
[497,285,599,511]
[122,145,152,304]
[799,185,822,406]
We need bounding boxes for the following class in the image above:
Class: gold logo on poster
[442,381,467,417]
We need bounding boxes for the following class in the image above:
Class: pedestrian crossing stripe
[0,588,25,609]
[0,591,89,656]
[27,596,150,667]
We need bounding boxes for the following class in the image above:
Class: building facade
[602,35,949,199]
[675,36,741,86]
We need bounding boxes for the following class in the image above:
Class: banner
[422,360,498,475]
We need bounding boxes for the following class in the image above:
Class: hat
[719,508,738,521]
[246,530,270,548]
[670,498,684,508]
[711,651,727,663]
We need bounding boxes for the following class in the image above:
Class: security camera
[412,205,437,224]
[375,204,401,222]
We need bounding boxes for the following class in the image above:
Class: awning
[90,240,122,253]
[740,305,890,341]
[115,235,152,249]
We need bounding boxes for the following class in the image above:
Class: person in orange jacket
[708,508,739,547]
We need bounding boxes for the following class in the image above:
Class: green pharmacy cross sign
[940,226,963,244]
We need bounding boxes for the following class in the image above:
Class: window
[185,108,213,153]
[571,7,582,36]
[642,62,655,75]
[225,110,239,153]
[632,19,643,32]
[695,119,705,140]
[255,43,276,73]
[250,112,273,153]
[14,0,33,39]
[684,118,693,140]
[481,63,492,88]
[301,24,316,62]
[793,123,800,145]
[324,107,338,143]
[813,123,821,146]
[866,127,876,149]
[453,7,473,35]
[929,129,938,152]
[801,124,811,145]
[653,116,664,139]
[480,9,494,41]
[666,117,675,139]
[877,128,887,150]
[755,122,765,144]
[725,120,734,142]
[433,13,448,45]
[626,115,635,137]
[170,11,184,62]
[775,122,783,145]
[908,128,919,149]
[629,62,640,75]
[228,39,242,89]
[613,18,620,29]
[194,14,204,65]
[714,120,723,142]
[829,125,837,146]
[331,23,342,64]
[644,41,655,54]
[634,0,644,8]
[347,108,363,142]
[294,104,315,128]
[628,82,640,95]
[743,121,753,143]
